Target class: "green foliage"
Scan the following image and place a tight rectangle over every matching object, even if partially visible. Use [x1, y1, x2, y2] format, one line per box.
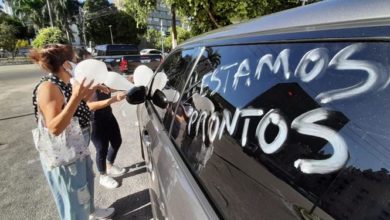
[16, 40, 30, 49]
[0, 12, 32, 39]
[145, 29, 163, 48]
[0, 22, 18, 57]
[83, 0, 140, 45]
[10, 0, 49, 30]
[32, 27, 68, 48]
[167, 0, 305, 35]
[122, 0, 157, 27]
[143, 27, 191, 51]
[51, 0, 81, 42]
[163, 26, 192, 50]
[123, 0, 309, 42]
[9, 0, 80, 40]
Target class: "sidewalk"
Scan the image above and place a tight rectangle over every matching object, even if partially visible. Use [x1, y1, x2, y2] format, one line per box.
[91, 101, 152, 220]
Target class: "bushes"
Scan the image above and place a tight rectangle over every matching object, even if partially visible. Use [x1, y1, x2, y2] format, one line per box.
[32, 27, 68, 48]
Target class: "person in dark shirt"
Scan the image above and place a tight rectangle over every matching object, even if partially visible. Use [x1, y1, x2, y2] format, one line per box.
[75, 48, 127, 189]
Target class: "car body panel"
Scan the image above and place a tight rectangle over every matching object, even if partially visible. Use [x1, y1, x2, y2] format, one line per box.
[138, 101, 219, 220]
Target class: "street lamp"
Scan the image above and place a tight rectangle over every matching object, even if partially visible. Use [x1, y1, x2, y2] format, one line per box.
[108, 25, 114, 44]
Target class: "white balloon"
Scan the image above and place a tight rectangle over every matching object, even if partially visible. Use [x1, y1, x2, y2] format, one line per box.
[133, 65, 154, 87]
[163, 89, 180, 103]
[74, 59, 107, 86]
[151, 71, 168, 94]
[104, 71, 134, 91]
[193, 93, 215, 113]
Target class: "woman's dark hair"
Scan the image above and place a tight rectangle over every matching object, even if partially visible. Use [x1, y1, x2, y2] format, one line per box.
[75, 47, 92, 63]
[29, 44, 74, 73]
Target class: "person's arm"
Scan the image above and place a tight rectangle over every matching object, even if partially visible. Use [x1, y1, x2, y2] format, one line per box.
[38, 78, 94, 136]
[86, 92, 126, 111]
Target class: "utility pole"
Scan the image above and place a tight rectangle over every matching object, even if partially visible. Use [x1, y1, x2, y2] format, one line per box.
[160, 19, 164, 54]
[109, 25, 114, 44]
[301, 0, 308, 6]
[46, 0, 53, 27]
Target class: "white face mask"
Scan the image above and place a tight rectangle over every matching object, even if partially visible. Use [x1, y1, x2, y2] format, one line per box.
[64, 61, 77, 77]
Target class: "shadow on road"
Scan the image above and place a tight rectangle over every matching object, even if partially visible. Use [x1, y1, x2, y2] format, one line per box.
[110, 188, 152, 220]
[116, 161, 147, 186]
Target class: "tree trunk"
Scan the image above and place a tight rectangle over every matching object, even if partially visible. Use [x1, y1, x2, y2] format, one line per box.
[205, 1, 221, 28]
[171, 3, 177, 49]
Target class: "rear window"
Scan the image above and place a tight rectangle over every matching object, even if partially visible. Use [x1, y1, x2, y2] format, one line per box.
[96, 45, 138, 56]
[169, 42, 390, 219]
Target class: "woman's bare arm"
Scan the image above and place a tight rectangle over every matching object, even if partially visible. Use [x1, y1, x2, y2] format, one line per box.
[86, 92, 126, 111]
[38, 79, 94, 135]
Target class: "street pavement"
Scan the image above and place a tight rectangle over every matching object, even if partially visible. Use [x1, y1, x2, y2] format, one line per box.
[0, 64, 152, 220]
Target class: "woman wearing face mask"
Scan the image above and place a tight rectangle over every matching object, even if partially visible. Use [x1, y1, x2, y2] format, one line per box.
[75, 48, 127, 189]
[30, 44, 115, 220]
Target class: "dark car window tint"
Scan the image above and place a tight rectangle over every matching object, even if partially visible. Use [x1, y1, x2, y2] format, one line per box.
[170, 42, 390, 219]
[150, 48, 197, 130]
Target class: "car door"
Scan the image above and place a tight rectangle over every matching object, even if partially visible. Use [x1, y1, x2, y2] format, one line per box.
[166, 41, 383, 219]
[137, 47, 218, 220]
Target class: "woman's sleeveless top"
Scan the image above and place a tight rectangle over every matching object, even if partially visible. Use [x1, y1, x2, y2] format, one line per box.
[32, 74, 91, 128]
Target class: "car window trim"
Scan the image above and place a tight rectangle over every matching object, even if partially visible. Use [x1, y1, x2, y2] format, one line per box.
[147, 47, 202, 124]
[167, 47, 206, 135]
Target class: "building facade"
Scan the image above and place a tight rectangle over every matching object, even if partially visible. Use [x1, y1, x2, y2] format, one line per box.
[147, 1, 181, 33]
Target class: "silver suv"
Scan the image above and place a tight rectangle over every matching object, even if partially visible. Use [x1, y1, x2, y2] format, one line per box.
[128, 1, 390, 219]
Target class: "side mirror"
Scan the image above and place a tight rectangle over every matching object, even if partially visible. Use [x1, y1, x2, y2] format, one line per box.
[152, 89, 168, 108]
[126, 86, 146, 104]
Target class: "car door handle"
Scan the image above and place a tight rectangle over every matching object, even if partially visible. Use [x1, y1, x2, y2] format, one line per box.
[142, 130, 151, 147]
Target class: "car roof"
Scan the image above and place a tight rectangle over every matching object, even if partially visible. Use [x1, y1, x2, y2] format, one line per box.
[181, 0, 390, 48]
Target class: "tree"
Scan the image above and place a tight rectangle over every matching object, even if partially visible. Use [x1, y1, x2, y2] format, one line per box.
[163, 26, 191, 50]
[165, 0, 311, 35]
[0, 22, 18, 58]
[32, 27, 68, 48]
[83, 0, 140, 45]
[10, 0, 81, 41]
[122, 0, 157, 28]
[11, 0, 49, 30]
[51, 0, 81, 42]
[16, 39, 30, 49]
[123, 0, 181, 49]
[144, 28, 162, 48]
[0, 11, 33, 39]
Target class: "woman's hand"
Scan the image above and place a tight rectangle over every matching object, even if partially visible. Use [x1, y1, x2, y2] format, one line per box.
[72, 78, 95, 101]
[113, 92, 127, 103]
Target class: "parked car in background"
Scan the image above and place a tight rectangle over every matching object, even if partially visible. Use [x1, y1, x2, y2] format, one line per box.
[17, 47, 31, 57]
[131, 0, 390, 219]
[95, 44, 139, 56]
[119, 54, 162, 74]
[94, 44, 162, 74]
[140, 49, 162, 55]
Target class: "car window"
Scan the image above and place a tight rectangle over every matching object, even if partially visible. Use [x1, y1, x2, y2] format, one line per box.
[149, 48, 198, 131]
[169, 42, 390, 219]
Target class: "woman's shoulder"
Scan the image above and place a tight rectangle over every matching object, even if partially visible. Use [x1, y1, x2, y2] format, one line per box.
[36, 81, 64, 101]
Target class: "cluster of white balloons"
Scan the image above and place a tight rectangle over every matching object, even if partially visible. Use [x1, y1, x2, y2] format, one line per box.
[73, 59, 156, 91]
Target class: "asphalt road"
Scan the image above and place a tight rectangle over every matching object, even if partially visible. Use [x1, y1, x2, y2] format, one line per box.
[0, 64, 151, 220]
